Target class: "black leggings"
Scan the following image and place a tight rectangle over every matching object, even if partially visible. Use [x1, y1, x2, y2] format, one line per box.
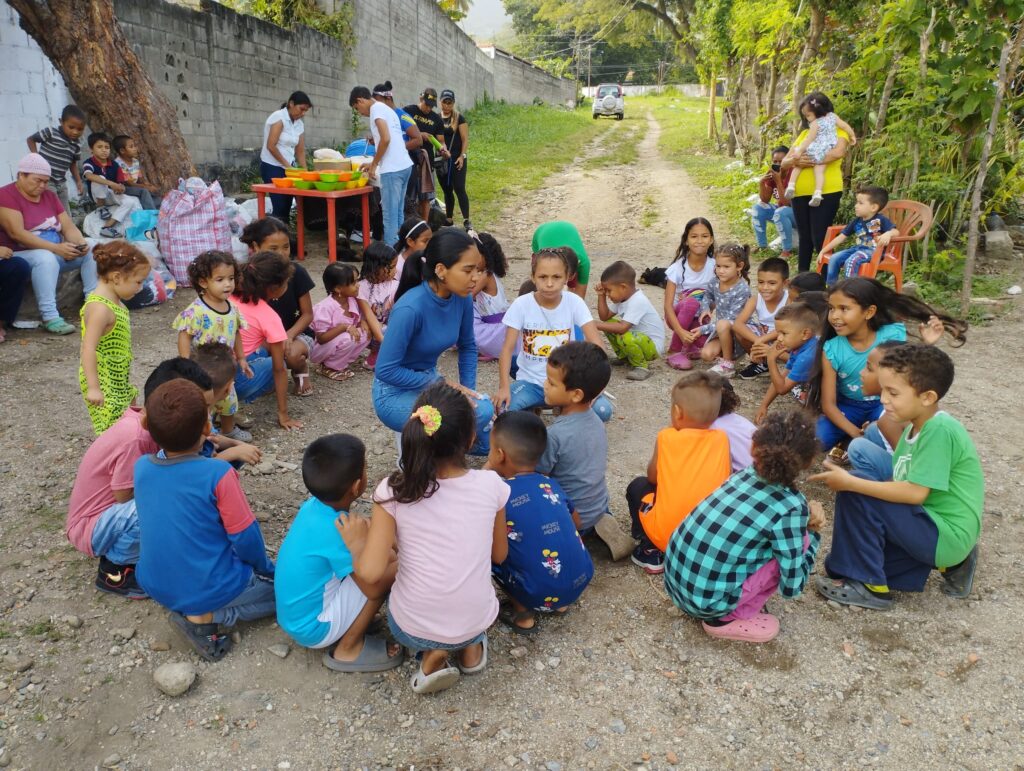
[438, 158, 469, 221]
[792, 191, 842, 272]
[626, 476, 657, 546]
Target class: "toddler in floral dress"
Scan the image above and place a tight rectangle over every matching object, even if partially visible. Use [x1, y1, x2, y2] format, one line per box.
[311, 263, 370, 381]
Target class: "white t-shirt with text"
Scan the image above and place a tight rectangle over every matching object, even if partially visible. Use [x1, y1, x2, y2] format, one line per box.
[608, 290, 666, 354]
[503, 291, 594, 385]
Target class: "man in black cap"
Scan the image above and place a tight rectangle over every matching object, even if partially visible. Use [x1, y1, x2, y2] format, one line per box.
[404, 88, 447, 221]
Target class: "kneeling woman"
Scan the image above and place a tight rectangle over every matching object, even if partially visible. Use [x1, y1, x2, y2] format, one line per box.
[372, 227, 494, 454]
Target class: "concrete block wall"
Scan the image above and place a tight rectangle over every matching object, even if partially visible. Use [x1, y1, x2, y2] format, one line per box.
[1, 0, 576, 190]
[0, 4, 81, 183]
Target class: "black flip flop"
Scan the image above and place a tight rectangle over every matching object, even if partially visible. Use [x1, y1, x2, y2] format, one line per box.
[168, 611, 233, 661]
[498, 602, 540, 636]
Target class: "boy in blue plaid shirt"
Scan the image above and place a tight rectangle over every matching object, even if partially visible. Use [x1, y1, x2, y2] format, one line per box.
[664, 410, 825, 643]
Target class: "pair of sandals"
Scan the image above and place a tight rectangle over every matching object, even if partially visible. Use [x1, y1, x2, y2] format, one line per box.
[322, 634, 404, 673]
[410, 636, 488, 695]
[316, 364, 354, 383]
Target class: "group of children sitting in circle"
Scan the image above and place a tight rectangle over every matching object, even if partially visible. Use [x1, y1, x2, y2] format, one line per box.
[65, 202, 984, 695]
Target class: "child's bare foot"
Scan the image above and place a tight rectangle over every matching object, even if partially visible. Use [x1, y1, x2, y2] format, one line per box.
[459, 641, 484, 669]
[331, 636, 401, 662]
[421, 648, 451, 676]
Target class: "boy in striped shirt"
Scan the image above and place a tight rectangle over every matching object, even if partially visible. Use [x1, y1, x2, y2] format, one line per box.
[27, 105, 86, 211]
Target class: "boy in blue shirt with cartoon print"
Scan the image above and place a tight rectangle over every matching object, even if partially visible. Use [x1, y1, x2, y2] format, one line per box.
[487, 410, 594, 635]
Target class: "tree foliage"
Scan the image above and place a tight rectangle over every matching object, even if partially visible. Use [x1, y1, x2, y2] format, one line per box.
[222, 0, 355, 61]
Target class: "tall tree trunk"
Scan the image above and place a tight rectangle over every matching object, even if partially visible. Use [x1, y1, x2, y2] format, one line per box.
[907, 8, 937, 188]
[766, 54, 780, 127]
[9, 0, 194, 191]
[873, 53, 903, 136]
[707, 70, 718, 141]
[961, 23, 1024, 314]
[790, 3, 826, 132]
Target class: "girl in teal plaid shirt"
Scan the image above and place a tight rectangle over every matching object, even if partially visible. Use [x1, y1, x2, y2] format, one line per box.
[663, 410, 825, 643]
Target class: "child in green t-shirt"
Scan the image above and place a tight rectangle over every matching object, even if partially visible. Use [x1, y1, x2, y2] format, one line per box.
[809, 344, 983, 610]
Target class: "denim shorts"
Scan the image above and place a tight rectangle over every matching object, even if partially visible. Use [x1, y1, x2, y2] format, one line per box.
[386, 607, 485, 652]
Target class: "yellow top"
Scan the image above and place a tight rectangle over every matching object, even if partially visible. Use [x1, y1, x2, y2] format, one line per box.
[791, 128, 849, 197]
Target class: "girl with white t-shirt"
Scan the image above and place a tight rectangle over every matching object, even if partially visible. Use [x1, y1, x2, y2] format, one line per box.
[496, 249, 613, 422]
[340, 382, 510, 695]
[348, 86, 414, 248]
[663, 217, 717, 370]
[260, 91, 311, 222]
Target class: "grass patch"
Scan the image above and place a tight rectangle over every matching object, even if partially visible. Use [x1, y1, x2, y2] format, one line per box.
[581, 115, 647, 170]
[905, 248, 1012, 324]
[25, 620, 60, 641]
[463, 101, 608, 228]
[641, 194, 658, 228]
[633, 92, 753, 238]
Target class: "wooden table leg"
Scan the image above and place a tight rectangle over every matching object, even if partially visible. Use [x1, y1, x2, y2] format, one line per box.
[256, 192, 266, 218]
[295, 196, 305, 260]
[360, 191, 371, 250]
[327, 197, 337, 263]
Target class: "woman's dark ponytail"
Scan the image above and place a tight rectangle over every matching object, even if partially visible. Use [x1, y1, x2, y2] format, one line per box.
[395, 226, 476, 302]
[283, 90, 312, 109]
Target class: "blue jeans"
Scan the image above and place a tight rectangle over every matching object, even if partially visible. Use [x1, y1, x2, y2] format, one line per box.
[123, 185, 158, 210]
[817, 397, 883, 450]
[380, 165, 413, 246]
[90, 500, 140, 565]
[260, 160, 292, 223]
[508, 380, 613, 423]
[848, 429, 893, 482]
[15, 247, 98, 322]
[386, 607, 485, 653]
[235, 350, 276, 403]
[211, 573, 276, 627]
[372, 371, 494, 455]
[750, 203, 795, 251]
[826, 246, 870, 285]
[825, 487, 938, 591]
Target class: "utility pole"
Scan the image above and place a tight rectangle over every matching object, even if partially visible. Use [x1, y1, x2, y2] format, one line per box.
[587, 44, 593, 91]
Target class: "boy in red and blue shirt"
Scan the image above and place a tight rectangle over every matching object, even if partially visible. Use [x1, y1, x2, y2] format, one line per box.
[135, 378, 275, 661]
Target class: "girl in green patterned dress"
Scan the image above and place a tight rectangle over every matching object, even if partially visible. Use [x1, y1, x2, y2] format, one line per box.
[79, 241, 151, 434]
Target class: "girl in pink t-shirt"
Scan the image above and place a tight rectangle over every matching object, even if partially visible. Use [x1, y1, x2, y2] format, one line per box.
[231, 252, 302, 431]
[339, 382, 510, 695]
[356, 241, 400, 370]
[310, 263, 370, 381]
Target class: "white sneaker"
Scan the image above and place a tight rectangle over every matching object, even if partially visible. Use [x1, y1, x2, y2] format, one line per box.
[809, 191, 823, 207]
[709, 359, 735, 377]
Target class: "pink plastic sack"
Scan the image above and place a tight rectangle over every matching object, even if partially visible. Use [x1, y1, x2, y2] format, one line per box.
[157, 177, 232, 286]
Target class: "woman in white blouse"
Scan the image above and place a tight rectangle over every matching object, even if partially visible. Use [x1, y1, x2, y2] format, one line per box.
[260, 91, 312, 222]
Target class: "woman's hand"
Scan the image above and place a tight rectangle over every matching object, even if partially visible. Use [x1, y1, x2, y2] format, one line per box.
[85, 386, 104, 406]
[455, 154, 465, 171]
[350, 325, 362, 342]
[53, 241, 83, 260]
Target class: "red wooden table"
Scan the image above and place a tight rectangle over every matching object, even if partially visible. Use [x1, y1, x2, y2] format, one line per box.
[252, 183, 372, 263]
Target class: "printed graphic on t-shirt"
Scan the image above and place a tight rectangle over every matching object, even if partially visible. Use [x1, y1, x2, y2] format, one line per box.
[541, 548, 562, 576]
[521, 327, 571, 360]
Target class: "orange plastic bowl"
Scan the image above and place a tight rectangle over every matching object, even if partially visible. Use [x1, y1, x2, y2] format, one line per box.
[271, 177, 295, 188]
[298, 171, 320, 181]
[337, 171, 353, 182]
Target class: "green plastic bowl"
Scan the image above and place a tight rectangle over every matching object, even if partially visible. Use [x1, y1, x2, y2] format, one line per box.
[313, 181, 336, 191]
[319, 173, 339, 183]
[293, 180, 315, 190]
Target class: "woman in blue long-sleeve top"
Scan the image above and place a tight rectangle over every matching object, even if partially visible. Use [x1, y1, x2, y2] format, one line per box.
[372, 227, 494, 454]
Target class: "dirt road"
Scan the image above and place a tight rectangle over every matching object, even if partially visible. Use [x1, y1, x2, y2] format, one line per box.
[1, 113, 1022, 770]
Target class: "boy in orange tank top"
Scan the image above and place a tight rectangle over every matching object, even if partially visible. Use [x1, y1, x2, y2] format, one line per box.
[627, 372, 733, 573]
